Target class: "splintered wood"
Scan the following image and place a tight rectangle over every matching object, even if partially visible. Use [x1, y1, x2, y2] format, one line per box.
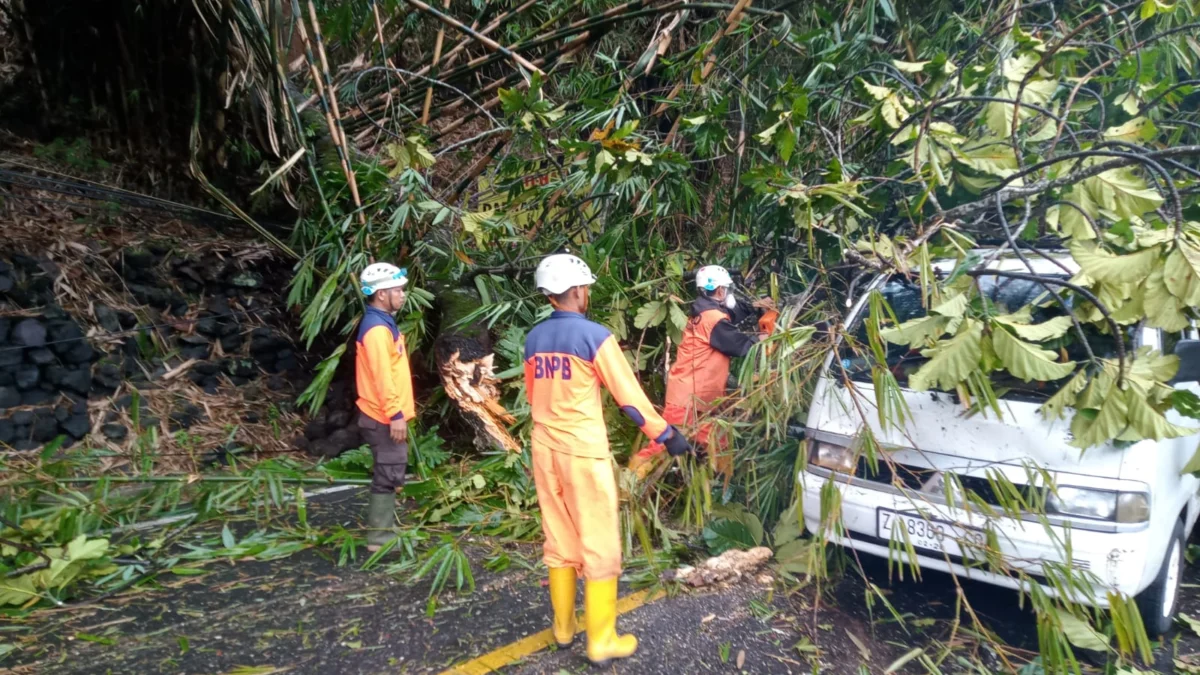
[438, 349, 521, 453]
[662, 547, 773, 588]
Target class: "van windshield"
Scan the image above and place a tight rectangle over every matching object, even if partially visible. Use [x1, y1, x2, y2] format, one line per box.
[837, 275, 1132, 402]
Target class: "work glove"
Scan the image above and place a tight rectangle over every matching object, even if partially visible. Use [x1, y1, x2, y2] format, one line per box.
[663, 428, 693, 457]
[758, 309, 779, 335]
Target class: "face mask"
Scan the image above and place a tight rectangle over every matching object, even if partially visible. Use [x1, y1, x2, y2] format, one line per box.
[724, 293, 737, 310]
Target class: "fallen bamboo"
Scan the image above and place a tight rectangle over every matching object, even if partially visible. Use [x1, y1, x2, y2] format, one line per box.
[307, 0, 367, 225]
[401, 0, 545, 75]
[651, 0, 753, 119]
[290, 0, 364, 227]
[421, 0, 453, 124]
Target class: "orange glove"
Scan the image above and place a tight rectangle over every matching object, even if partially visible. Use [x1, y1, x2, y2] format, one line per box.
[758, 309, 779, 335]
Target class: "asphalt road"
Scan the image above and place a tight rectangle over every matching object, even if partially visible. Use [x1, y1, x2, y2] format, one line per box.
[5, 488, 1200, 674]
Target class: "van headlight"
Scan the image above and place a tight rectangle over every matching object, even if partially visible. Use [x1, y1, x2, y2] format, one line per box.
[1046, 487, 1149, 523]
[809, 440, 855, 474]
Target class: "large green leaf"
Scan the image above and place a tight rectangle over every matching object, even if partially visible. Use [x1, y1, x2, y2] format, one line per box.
[1144, 265, 1191, 332]
[1041, 370, 1089, 420]
[1164, 242, 1200, 306]
[1058, 184, 1099, 240]
[880, 315, 950, 346]
[1126, 388, 1196, 440]
[955, 136, 1018, 177]
[702, 519, 758, 555]
[633, 301, 667, 329]
[1089, 167, 1165, 220]
[992, 326, 1076, 381]
[1069, 241, 1160, 285]
[909, 321, 984, 391]
[994, 313, 1073, 342]
[1071, 385, 1131, 448]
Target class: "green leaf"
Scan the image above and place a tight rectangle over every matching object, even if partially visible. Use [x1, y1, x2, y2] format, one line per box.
[1173, 390, 1200, 420]
[956, 137, 1018, 177]
[1164, 242, 1200, 305]
[1145, 264, 1192, 332]
[1103, 117, 1157, 144]
[1071, 384, 1131, 448]
[1069, 241, 1160, 285]
[994, 314, 1073, 341]
[892, 60, 929, 73]
[1056, 609, 1109, 652]
[65, 535, 109, 562]
[1059, 183, 1099, 240]
[633, 301, 667, 329]
[470, 474, 486, 490]
[931, 292, 969, 317]
[774, 539, 812, 576]
[221, 525, 236, 550]
[992, 327, 1076, 381]
[1126, 389, 1196, 440]
[880, 315, 949, 346]
[1090, 168, 1165, 220]
[908, 321, 984, 391]
[702, 519, 757, 555]
[1041, 370, 1089, 420]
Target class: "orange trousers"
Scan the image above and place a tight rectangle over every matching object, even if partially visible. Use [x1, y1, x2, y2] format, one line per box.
[532, 442, 622, 581]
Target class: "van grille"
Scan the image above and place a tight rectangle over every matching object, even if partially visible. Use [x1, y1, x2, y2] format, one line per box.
[852, 457, 1042, 510]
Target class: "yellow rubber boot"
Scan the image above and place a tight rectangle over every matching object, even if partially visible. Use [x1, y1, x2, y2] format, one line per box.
[585, 578, 638, 665]
[548, 567, 578, 646]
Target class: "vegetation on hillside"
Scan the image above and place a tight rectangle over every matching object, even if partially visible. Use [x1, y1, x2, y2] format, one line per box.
[4, 0, 1200, 670]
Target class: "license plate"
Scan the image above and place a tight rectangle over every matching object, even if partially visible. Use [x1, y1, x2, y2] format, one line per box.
[876, 509, 986, 559]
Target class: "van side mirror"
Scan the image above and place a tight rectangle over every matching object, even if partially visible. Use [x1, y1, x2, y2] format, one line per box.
[1173, 340, 1200, 384]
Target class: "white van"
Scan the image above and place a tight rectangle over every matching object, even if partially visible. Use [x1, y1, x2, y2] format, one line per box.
[799, 252, 1200, 636]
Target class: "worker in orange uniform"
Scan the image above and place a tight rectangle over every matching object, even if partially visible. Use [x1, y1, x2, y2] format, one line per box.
[355, 263, 416, 552]
[524, 253, 694, 665]
[629, 265, 778, 478]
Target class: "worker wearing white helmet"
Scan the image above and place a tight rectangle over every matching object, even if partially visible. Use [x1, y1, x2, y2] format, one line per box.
[524, 252, 694, 665]
[355, 262, 415, 551]
[629, 264, 778, 478]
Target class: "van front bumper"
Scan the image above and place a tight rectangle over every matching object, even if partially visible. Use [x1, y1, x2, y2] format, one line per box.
[799, 468, 1155, 604]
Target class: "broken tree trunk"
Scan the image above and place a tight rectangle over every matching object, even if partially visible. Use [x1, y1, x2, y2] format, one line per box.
[432, 285, 521, 453]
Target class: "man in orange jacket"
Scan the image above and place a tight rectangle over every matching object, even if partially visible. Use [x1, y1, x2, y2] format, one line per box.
[355, 263, 416, 552]
[629, 265, 777, 478]
[524, 253, 694, 665]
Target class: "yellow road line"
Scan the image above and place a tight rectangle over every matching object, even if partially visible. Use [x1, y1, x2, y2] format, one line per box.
[438, 589, 665, 675]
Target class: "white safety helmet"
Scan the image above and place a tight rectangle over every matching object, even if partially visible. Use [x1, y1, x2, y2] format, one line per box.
[360, 263, 408, 296]
[535, 254, 597, 295]
[695, 265, 733, 292]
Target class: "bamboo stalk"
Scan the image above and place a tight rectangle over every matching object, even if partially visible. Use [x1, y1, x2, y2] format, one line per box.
[307, 1, 367, 225]
[651, 0, 753, 119]
[369, 0, 395, 68]
[290, 5, 353, 180]
[401, 0, 545, 75]
[421, 0, 453, 125]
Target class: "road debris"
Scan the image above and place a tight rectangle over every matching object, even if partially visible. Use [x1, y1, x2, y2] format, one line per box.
[662, 546, 772, 587]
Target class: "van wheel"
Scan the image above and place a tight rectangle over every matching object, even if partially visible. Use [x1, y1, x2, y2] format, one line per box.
[1136, 518, 1184, 638]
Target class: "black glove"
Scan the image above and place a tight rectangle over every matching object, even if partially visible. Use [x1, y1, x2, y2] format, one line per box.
[663, 428, 693, 457]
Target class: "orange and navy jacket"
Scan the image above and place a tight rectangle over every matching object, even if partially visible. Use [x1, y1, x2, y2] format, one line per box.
[664, 297, 758, 413]
[355, 305, 416, 424]
[524, 310, 673, 458]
